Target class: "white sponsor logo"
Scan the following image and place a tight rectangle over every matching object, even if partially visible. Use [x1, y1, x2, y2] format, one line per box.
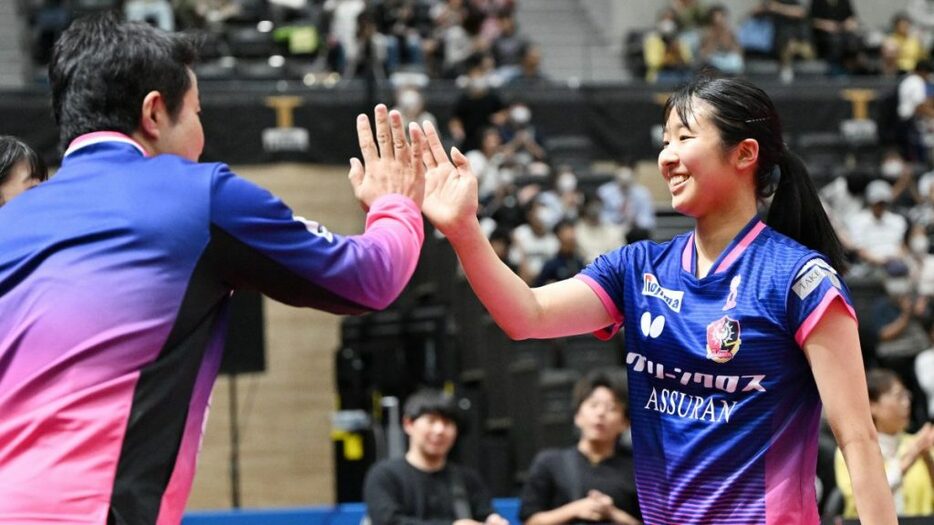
[642, 273, 684, 312]
[640, 312, 666, 338]
[792, 259, 840, 299]
[643, 387, 738, 424]
[295, 216, 335, 243]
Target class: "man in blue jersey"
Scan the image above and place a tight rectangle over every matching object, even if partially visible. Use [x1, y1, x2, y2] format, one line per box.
[0, 14, 426, 525]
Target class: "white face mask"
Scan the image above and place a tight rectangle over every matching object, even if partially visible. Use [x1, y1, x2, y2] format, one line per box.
[881, 160, 904, 179]
[510, 106, 531, 125]
[397, 90, 422, 113]
[911, 235, 930, 255]
[658, 19, 677, 36]
[557, 173, 577, 193]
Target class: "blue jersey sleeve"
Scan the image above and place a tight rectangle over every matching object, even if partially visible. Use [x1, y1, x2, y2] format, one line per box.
[578, 246, 631, 340]
[786, 257, 856, 346]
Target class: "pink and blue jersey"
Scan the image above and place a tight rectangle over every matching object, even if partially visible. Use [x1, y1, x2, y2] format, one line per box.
[0, 134, 423, 524]
[577, 217, 854, 525]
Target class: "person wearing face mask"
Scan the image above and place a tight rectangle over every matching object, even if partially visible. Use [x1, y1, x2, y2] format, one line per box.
[537, 166, 584, 229]
[499, 102, 547, 167]
[519, 369, 641, 525]
[0, 136, 48, 207]
[394, 86, 437, 139]
[643, 7, 693, 84]
[596, 164, 656, 242]
[835, 369, 934, 518]
[449, 53, 507, 153]
[534, 220, 586, 287]
[511, 199, 560, 284]
[895, 59, 934, 164]
[849, 179, 909, 270]
[575, 195, 626, 264]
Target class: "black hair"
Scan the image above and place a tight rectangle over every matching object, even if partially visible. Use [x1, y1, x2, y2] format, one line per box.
[0, 136, 48, 187]
[572, 368, 629, 418]
[866, 368, 901, 403]
[49, 13, 198, 151]
[403, 389, 461, 427]
[664, 75, 847, 271]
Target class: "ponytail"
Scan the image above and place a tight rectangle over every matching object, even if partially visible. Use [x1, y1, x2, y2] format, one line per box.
[766, 149, 848, 272]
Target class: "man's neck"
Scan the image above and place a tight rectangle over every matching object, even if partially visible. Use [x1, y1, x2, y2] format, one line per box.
[405, 450, 446, 472]
[577, 438, 616, 464]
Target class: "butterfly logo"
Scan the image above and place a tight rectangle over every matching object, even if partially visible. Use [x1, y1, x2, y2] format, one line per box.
[640, 312, 665, 339]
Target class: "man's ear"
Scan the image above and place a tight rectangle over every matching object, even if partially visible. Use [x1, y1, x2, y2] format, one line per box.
[139, 90, 164, 141]
[734, 138, 760, 172]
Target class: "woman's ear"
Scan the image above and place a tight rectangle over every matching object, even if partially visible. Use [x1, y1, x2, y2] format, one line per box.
[734, 138, 760, 172]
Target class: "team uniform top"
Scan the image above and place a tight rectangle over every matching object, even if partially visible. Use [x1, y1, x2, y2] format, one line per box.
[0, 133, 423, 525]
[577, 217, 854, 525]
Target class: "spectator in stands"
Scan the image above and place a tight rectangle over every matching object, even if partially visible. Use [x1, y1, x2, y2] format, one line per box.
[868, 261, 930, 373]
[0, 136, 48, 207]
[537, 165, 583, 228]
[808, 0, 861, 75]
[916, 349, 934, 420]
[490, 11, 528, 83]
[597, 163, 655, 242]
[754, 0, 815, 83]
[466, 127, 508, 203]
[499, 102, 548, 168]
[375, 0, 425, 70]
[489, 226, 519, 274]
[363, 389, 510, 525]
[325, 0, 366, 73]
[508, 44, 550, 86]
[835, 369, 934, 518]
[345, 11, 393, 79]
[849, 179, 909, 271]
[895, 59, 934, 164]
[882, 13, 926, 77]
[125, 0, 175, 32]
[643, 7, 694, 84]
[511, 200, 560, 284]
[394, 86, 437, 138]
[575, 194, 625, 264]
[30, 0, 71, 66]
[878, 149, 921, 212]
[670, 0, 709, 53]
[698, 4, 744, 75]
[907, 0, 934, 52]
[519, 369, 641, 525]
[449, 53, 507, 153]
[534, 220, 585, 286]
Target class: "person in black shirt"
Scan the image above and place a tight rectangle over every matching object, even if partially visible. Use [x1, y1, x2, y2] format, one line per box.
[519, 369, 641, 525]
[364, 389, 509, 525]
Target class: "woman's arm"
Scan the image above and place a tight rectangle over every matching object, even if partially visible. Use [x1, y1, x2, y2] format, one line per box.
[415, 122, 614, 340]
[803, 300, 898, 524]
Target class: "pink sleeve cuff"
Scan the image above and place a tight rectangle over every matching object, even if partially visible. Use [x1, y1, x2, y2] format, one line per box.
[359, 194, 424, 309]
[795, 288, 857, 347]
[575, 274, 624, 341]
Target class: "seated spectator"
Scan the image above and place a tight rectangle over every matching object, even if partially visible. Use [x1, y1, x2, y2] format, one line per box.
[698, 4, 743, 75]
[363, 389, 510, 525]
[0, 136, 48, 207]
[808, 0, 861, 75]
[511, 200, 560, 284]
[449, 53, 507, 153]
[895, 59, 934, 165]
[869, 265, 929, 370]
[670, 0, 709, 53]
[597, 164, 656, 241]
[490, 11, 528, 82]
[499, 102, 548, 168]
[536, 165, 583, 227]
[835, 369, 934, 518]
[467, 127, 508, 203]
[508, 43, 550, 86]
[908, 0, 934, 51]
[848, 179, 908, 270]
[754, 0, 814, 82]
[534, 220, 585, 286]
[878, 149, 921, 211]
[346, 11, 393, 79]
[375, 0, 425, 70]
[393, 86, 437, 139]
[489, 226, 519, 274]
[575, 194, 625, 264]
[882, 12, 927, 77]
[643, 7, 694, 84]
[519, 369, 641, 525]
[916, 349, 934, 420]
[125, 0, 175, 32]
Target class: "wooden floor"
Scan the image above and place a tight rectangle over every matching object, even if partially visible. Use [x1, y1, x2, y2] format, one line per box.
[187, 163, 363, 509]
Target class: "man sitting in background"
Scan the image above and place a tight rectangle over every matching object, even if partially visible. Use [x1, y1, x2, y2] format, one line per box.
[364, 389, 509, 525]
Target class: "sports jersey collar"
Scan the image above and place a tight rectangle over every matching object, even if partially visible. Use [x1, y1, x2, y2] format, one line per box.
[681, 216, 766, 276]
[64, 132, 149, 158]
